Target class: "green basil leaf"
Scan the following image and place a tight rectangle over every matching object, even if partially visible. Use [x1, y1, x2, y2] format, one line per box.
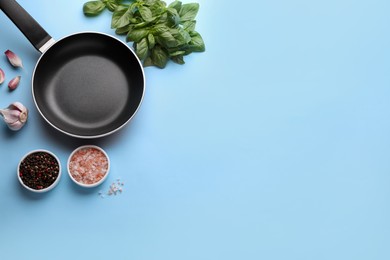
[168, 1, 182, 13]
[182, 20, 196, 32]
[167, 7, 179, 16]
[115, 24, 133, 35]
[159, 31, 178, 48]
[170, 27, 191, 45]
[150, 1, 167, 16]
[127, 28, 149, 43]
[136, 38, 149, 60]
[133, 16, 158, 29]
[179, 3, 199, 22]
[83, 1, 106, 16]
[139, 6, 154, 22]
[143, 56, 154, 67]
[151, 45, 169, 68]
[144, 0, 158, 6]
[148, 34, 155, 49]
[104, 0, 120, 12]
[130, 17, 141, 24]
[187, 31, 205, 52]
[152, 24, 169, 35]
[133, 21, 150, 29]
[128, 2, 138, 14]
[111, 5, 131, 28]
[169, 50, 185, 57]
[167, 8, 181, 27]
[156, 12, 168, 24]
[171, 55, 185, 65]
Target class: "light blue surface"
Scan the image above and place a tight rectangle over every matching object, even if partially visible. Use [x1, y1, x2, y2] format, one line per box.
[1, 0, 390, 259]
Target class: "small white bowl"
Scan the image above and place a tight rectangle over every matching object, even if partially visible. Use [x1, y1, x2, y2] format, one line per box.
[67, 145, 110, 188]
[17, 149, 62, 193]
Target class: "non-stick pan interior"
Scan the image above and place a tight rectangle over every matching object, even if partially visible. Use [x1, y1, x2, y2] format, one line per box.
[33, 33, 144, 138]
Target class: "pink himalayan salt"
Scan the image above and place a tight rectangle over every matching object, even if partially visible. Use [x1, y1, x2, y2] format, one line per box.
[69, 147, 108, 185]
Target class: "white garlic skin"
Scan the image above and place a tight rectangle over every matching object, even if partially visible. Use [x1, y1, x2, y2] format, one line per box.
[4, 50, 23, 68]
[0, 102, 28, 131]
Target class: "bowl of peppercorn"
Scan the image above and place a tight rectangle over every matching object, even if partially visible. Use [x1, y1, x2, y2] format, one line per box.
[17, 150, 61, 193]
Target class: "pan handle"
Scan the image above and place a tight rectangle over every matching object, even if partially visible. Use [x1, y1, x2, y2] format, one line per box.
[0, 0, 55, 53]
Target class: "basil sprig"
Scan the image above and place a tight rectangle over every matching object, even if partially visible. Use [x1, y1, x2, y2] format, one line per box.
[83, 0, 205, 68]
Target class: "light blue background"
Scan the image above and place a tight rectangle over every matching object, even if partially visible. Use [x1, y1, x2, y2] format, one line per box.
[1, 0, 390, 259]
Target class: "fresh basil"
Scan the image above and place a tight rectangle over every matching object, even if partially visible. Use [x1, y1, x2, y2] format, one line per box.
[150, 1, 166, 16]
[148, 34, 156, 49]
[167, 7, 181, 27]
[138, 6, 154, 22]
[126, 28, 149, 43]
[158, 31, 178, 48]
[135, 38, 149, 60]
[182, 20, 196, 32]
[104, 0, 121, 12]
[168, 0, 182, 13]
[171, 55, 184, 65]
[83, 1, 106, 16]
[83, 0, 205, 68]
[170, 50, 186, 57]
[150, 45, 169, 68]
[115, 24, 134, 35]
[187, 31, 205, 52]
[111, 5, 131, 29]
[179, 3, 199, 22]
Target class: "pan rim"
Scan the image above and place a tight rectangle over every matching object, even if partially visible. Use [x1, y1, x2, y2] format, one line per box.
[31, 31, 145, 139]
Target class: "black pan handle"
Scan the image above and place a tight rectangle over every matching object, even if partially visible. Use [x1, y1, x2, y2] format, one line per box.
[0, 0, 54, 53]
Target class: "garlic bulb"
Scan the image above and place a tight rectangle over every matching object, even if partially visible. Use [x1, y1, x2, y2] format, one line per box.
[0, 102, 28, 131]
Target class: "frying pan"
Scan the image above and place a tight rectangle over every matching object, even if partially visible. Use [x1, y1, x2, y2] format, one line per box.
[0, 0, 145, 138]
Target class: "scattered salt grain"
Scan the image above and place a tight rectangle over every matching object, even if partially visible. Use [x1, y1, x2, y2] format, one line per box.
[99, 178, 124, 198]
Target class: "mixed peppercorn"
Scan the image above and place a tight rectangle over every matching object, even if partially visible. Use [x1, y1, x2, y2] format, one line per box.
[19, 152, 59, 190]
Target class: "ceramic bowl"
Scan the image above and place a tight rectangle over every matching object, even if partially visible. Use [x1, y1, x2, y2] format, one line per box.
[67, 145, 110, 188]
[17, 149, 62, 193]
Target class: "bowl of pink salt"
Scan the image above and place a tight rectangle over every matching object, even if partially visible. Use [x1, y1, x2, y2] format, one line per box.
[67, 145, 110, 188]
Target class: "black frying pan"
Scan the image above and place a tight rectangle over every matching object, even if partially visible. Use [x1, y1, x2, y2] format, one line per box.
[0, 0, 145, 138]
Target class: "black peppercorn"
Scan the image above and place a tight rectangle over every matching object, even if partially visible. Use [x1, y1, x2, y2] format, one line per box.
[19, 152, 60, 190]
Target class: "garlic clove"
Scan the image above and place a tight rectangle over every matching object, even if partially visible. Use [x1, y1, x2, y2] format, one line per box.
[7, 119, 25, 131]
[11, 102, 28, 123]
[1, 109, 20, 124]
[4, 50, 23, 68]
[8, 76, 21, 90]
[0, 68, 4, 84]
[0, 102, 28, 131]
